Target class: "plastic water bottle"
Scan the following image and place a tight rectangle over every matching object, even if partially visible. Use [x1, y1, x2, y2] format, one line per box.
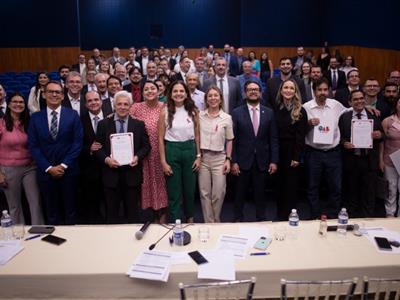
[1, 210, 13, 240]
[173, 219, 184, 246]
[288, 209, 299, 239]
[319, 214, 328, 238]
[337, 208, 348, 236]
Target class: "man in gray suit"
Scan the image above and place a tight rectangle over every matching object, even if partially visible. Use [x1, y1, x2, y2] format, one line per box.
[202, 57, 242, 114]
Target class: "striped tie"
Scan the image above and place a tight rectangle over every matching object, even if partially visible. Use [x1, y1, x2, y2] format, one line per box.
[50, 110, 58, 140]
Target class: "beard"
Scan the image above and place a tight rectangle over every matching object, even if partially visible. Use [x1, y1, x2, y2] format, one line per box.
[316, 94, 327, 103]
[246, 97, 260, 104]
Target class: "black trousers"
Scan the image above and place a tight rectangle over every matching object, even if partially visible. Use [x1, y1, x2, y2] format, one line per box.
[234, 161, 267, 221]
[343, 155, 377, 218]
[104, 169, 140, 224]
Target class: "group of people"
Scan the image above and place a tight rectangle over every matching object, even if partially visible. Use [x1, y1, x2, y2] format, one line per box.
[0, 44, 399, 226]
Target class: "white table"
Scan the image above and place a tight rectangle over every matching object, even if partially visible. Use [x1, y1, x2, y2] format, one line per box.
[0, 219, 399, 299]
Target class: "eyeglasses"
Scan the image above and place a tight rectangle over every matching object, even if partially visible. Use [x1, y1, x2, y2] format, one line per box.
[246, 88, 260, 92]
[46, 90, 63, 95]
[365, 85, 379, 88]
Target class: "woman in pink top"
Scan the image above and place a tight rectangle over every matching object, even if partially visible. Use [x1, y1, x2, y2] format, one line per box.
[380, 97, 400, 217]
[0, 92, 43, 224]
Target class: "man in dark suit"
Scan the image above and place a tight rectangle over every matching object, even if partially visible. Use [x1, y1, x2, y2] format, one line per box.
[194, 56, 209, 88]
[291, 46, 311, 76]
[264, 57, 307, 109]
[82, 70, 98, 96]
[102, 75, 123, 113]
[94, 90, 150, 224]
[335, 69, 362, 108]
[202, 57, 242, 114]
[364, 78, 390, 121]
[170, 57, 191, 84]
[62, 71, 87, 116]
[324, 57, 346, 93]
[71, 53, 86, 76]
[136, 47, 152, 76]
[108, 47, 126, 67]
[231, 81, 279, 221]
[162, 48, 176, 70]
[78, 91, 112, 223]
[339, 90, 384, 217]
[28, 81, 83, 225]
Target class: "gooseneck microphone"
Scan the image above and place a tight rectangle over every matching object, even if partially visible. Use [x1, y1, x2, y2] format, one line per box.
[149, 225, 175, 250]
[135, 221, 152, 240]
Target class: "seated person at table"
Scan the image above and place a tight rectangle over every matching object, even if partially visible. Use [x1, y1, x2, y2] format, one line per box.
[94, 91, 150, 224]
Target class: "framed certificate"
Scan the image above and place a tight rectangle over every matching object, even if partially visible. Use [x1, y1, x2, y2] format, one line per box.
[351, 119, 373, 148]
[110, 133, 134, 165]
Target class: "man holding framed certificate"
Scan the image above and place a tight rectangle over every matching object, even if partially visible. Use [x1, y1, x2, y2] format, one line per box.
[339, 90, 384, 218]
[94, 91, 150, 224]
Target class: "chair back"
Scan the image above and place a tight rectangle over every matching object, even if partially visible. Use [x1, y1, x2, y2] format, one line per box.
[280, 277, 358, 300]
[362, 276, 400, 300]
[179, 277, 256, 300]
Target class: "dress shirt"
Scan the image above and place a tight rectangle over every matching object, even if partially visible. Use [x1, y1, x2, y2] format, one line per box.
[247, 103, 260, 127]
[0, 101, 6, 115]
[68, 94, 81, 115]
[216, 75, 229, 112]
[79, 63, 86, 75]
[199, 110, 234, 152]
[46, 106, 61, 131]
[89, 111, 104, 132]
[113, 114, 128, 133]
[352, 109, 367, 120]
[191, 89, 205, 111]
[180, 71, 187, 83]
[141, 56, 149, 75]
[87, 83, 97, 92]
[303, 98, 347, 150]
[109, 96, 114, 110]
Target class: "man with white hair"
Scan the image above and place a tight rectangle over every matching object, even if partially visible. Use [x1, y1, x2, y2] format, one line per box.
[94, 90, 150, 224]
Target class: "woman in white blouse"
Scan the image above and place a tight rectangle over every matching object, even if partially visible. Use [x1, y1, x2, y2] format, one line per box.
[27, 72, 49, 114]
[158, 80, 201, 223]
[198, 86, 233, 222]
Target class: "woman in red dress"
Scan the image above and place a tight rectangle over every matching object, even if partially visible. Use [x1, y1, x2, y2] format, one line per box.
[130, 81, 168, 223]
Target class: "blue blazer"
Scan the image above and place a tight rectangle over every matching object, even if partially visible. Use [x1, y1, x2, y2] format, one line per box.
[28, 106, 83, 179]
[231, 104, 279, 171]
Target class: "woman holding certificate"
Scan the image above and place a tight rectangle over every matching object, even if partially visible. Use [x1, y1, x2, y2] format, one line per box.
[274, 79, 308, 220]
[381, 97, 400, 217]
[130, 81, 168, 223]
[158, 81, 201, 223]
[94, 91, 150, 224]
[198, 86, 234, 223]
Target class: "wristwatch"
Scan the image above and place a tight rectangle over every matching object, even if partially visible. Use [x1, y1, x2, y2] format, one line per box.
[225, 156, 232, 161]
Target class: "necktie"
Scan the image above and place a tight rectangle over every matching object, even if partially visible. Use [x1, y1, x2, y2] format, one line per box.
[332, 70, 337, 90]
[356, 112, 367, 156]
[50, 110, 58, 140]
[251, 107, 259, 136]
[118, 119, 125, 133]
[219, 79, 224, 110]
[93, 116, 99, 133]
[0, 106, 4, 118]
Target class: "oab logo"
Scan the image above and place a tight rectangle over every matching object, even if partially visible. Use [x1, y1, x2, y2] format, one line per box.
[318, 125, 330, 133]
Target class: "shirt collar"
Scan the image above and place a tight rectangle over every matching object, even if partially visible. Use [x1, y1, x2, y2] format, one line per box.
[68, 93, 80, 102]
[89, 110, 103, 120]
[47, 105, 62, 115]
[216, 74, 227, 81]
[309, 99, 332, 109]
[352, 109, 367, 117]
[114, 114, 128, 122]
[247, 103, 260, 111]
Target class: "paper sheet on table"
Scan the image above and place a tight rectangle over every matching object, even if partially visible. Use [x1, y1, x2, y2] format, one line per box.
[0, 240, 24, 265]
[365, 228, 400, 254]
[389, 149, 400, 175]
[215, 234, 249, 259]
[239, 226, 270, 247]
[171, 251, 191, 265]
[127, 250, 171, 282]
[198, 250, 235, 281]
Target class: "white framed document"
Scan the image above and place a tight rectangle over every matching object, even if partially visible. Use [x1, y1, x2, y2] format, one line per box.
[351, 119, 373, 148]
[313, 118, 334, 145]
[110, 133, 134, 166]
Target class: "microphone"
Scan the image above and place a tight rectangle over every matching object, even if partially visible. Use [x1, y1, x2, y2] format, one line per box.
[135, 221, 152, 240]
[149, 225, 175, 250]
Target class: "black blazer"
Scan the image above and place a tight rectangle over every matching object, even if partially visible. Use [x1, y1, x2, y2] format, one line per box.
[231, 104, 279, 171]
[323, 69, 346, 90]
[62, 95, 88, 116]
[101, 98, 114, 116]
[94, 115, 150, 188]
[339, 110, 384, 170]
[335, 87, 351, 108]
[264, 76, 307, 109]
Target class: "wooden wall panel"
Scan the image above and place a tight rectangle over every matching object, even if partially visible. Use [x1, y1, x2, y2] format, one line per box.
[0, 46, 399, 86]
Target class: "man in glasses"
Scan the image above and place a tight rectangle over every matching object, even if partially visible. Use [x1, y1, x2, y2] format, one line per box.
[28, 81, 83, 225]
[231, 81, 279, 222]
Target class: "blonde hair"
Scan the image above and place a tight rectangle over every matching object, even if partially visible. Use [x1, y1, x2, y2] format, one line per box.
[275, 79, 303, 123]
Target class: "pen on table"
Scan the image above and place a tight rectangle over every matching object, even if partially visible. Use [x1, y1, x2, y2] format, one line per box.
[25, 234, 42, 241]
[250, 252, 270, 256]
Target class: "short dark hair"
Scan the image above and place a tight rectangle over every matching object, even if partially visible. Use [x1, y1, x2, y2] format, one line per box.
[84, 90, 102, 102]
[349, 89, 364, 102]
[384, 82, 398, 90]
[128, 66, 142, 76]
[312, 77, 329, 91]
[279, 56, 292, 64]
[107, 75, 122, 86]
[58, 64, 70, 73]
[346, 69, 359, 79]
[44, 80, 63, 91]
[244, 80, 262, 92]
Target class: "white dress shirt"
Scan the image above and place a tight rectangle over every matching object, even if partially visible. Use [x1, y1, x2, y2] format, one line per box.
[68, 94, 81, 116]
[216, 75, 229, 112]
[46, 106, 62, 130]
[191, 89, 205, 111]
[89, 111, 104, 132]
[141, 56, 149, 75]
